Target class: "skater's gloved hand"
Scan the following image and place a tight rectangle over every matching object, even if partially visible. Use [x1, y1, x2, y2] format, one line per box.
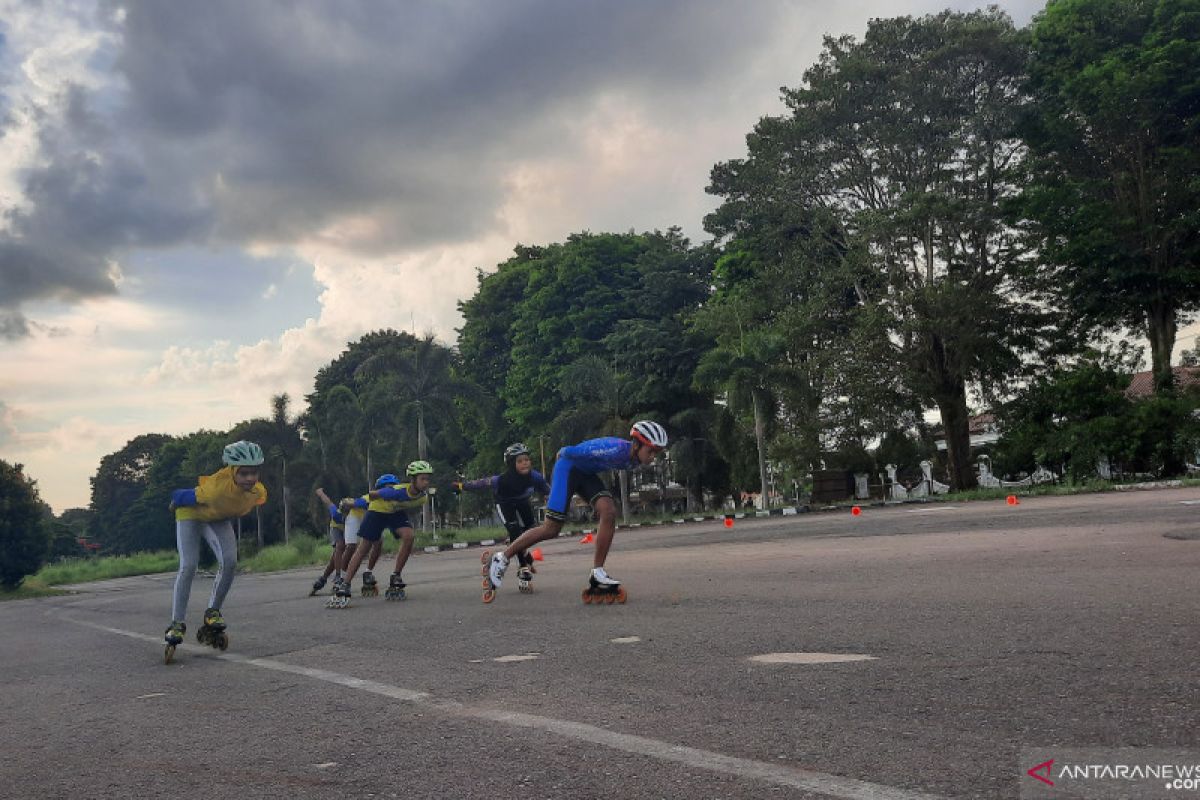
[452, 481, 463, 494]
[353, 497, 369, 509]
[170, 488, 197, 508]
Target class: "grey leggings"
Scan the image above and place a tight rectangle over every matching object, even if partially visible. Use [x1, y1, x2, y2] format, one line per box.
[172, 519, 238, 623]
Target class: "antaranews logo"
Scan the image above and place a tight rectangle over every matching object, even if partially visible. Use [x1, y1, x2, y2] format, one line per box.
[1021, 748, 1200, 799]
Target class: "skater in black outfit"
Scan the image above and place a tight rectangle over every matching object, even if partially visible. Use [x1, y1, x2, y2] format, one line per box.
[457, 443, 550, 597]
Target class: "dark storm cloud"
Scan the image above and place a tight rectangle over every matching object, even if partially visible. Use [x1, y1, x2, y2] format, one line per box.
[1, 0, 783, 328]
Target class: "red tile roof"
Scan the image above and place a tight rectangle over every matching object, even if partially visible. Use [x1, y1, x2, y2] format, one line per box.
[1123, 366, 1200, 398]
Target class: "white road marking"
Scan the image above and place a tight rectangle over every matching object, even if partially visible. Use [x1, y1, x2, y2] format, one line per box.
[750, 653, 878, 665]
[493, 653, 539, 662]
[59, 614, 942, 800]
[1178, 500, 1200, 505]
[903, 507, 955, 514]
[135, 692, 166, 699]
[312, 762, 337, 769]
[610, 636, 641, 644]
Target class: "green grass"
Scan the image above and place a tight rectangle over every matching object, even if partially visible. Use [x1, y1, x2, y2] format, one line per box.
[33, 550, 182, 586]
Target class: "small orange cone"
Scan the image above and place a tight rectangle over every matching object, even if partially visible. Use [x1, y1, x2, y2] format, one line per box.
[723, 516, 734, 528]
[1006, 495, 1019, 506]
[579, 532, 594, 544]
[851, 506, 862, 516]
[531, 548, 544, 562]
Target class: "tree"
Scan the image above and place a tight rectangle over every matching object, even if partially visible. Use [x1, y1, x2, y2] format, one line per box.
[1021, 0, 1200, 395]
[89, 433, 174, 553]
[0, 461, 50, 589]
[706, 9, 1048, 490]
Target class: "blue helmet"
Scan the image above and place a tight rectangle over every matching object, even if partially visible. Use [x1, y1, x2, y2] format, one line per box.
[375, 473, 398, 488]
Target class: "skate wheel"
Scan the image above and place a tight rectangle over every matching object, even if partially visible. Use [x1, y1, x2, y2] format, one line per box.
[603, 592, 616, 605]
[482, 577, 492, 589]
[195, 629, 204, 643]
[482, 588, 496, 604]
[582, 589, 593, 604]
[480, 550, 491, 575]
[164, 644, 176, 665]
[615, 587, 627, 604]
[217, 633, 229, 651]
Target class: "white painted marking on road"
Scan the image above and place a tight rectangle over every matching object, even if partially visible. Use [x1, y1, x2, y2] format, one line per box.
[58, 614, 941, 800]
[493, 653, 540, 662]
[135, 692, 166, 699]
[750, 653, 878, 665]
[1178, 500, 1200, 505]
[902, 507, 955, 514]
[610, 636, 641, 644]
[312, 762, 337, 769]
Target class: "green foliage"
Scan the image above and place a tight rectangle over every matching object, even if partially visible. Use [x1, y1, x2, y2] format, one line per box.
[0, 461, 50, 589]
[34, 550, 181, 586]
[706, 9, 1047, 491]
[996, 355, 1200, 478]
[1021, 0, 1200, 392]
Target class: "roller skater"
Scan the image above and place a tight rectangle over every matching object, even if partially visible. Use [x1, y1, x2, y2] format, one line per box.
[340, 462, 432, 601]
[311, 488, 359, 595]
[163, 440, 266, 662]
[487, 422, 668, 605]
[361, 570, 379, 597]
[196, 607, 230, 650]
[163, 621, 186, 665]
[456, 443, 550, 602]
[384, 572, 407, 601]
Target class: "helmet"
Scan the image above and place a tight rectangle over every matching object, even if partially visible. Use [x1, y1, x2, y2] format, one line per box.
[222, 440, 265, 467]
[503, 442, 531, 468]
[406, 460, 434, 477]
[630, 420, 668, 449]
[375, 473, 398, 488]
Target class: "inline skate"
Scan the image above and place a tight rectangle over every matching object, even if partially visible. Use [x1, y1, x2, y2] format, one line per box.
[163, 621, 186, 664]
[384, 572, 407, 601]
[517, 565, 534, 593]
[361, 570, 379, 597]
[481, 551, 508, 603]
[581, 567, 627, 605]
[326, 578, 351, 609]
[196, 607, 230, 650]
[309, 574, 327, 596]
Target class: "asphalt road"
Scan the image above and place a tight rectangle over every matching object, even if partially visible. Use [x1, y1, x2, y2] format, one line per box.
[2, 487, 1198, 799]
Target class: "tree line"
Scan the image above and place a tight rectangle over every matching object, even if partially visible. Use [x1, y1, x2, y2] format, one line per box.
[5, 1, 1199, 581]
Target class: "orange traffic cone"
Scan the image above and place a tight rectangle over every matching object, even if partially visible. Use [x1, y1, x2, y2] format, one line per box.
[579, 532, 594, 544]
[1006, 495, 1019, 506]
[851, 506, 862, 516]
[723, 516, 734, 528]
[531, 548, 544, 562]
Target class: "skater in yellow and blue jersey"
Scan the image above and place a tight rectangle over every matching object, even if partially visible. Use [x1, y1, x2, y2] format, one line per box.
[311, 488, 354, 595]
[329, 461, 432, 606]
[485, 422, 668, 604]
[164, 440, 267, 661]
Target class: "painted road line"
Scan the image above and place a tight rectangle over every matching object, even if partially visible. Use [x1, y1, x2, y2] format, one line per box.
[59, 613, 944, 800]
[903, 507, 956, 513]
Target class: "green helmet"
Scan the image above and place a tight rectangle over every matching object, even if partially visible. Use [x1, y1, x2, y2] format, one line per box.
[222, 440, 265, 467]
[406, 460, 433, 477]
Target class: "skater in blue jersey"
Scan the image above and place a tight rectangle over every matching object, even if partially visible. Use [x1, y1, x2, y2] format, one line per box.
[484, 421, 667, 603]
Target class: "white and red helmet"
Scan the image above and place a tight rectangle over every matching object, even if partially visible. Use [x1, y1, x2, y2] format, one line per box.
[630, 420, 668, 449]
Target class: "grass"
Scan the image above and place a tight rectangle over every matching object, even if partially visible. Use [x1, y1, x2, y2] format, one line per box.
[0, 580, 72, 601]
[33, 550, 182, 586]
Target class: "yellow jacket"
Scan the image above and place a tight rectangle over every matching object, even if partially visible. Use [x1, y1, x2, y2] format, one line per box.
[175, 466, 268, 522]
[367, 482, 428, 514]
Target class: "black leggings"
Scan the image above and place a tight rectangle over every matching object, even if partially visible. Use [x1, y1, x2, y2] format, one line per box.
[497, 499, 535, 568]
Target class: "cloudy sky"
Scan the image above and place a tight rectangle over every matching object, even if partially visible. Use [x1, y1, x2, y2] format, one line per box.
[3, 0, 1156, 513]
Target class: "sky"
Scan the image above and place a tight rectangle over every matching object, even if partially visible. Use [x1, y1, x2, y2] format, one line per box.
[3, 0, 1171, 514]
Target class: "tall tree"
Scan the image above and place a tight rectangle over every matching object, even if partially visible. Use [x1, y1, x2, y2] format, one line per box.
[0, 461, 49, 589]
[1021, 0, 1200, 394]
[89, 433, 174, 553]
[707, 9, 1047, 490]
